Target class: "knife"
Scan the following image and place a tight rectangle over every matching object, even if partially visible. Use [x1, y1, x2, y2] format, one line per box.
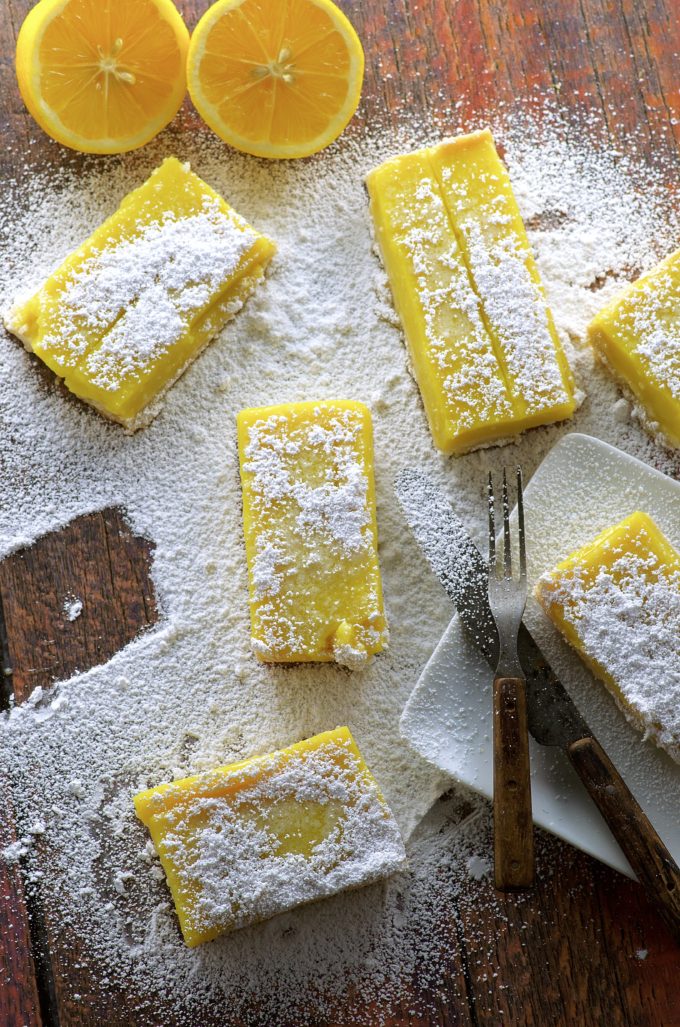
[395, 467, 680, 937]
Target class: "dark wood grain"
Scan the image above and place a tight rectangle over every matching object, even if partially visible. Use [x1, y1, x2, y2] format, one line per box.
[0, 509, 157, 1027]
[493, 677, 534, 891]
[569, 736, 680, 942]
[0, 509, 158, 703]
[0, 775, 42, 1027]
[1, 0, 680, 1024]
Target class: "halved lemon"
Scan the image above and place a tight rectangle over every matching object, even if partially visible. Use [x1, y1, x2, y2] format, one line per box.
[16, 0, 190, 154]
[187, 0, 365, 159]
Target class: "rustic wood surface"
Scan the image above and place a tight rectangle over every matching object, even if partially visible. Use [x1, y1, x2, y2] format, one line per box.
[1, 0, 680, 1025]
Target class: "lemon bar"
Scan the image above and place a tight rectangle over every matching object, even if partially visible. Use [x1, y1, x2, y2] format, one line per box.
[237, 400, 388, 666]
[133, 727, 407, 945]
[535, 512, 680, 763]
[588, 247, 680, 449]
[5, 157, 275, 430]
[366, 129, 576, 454]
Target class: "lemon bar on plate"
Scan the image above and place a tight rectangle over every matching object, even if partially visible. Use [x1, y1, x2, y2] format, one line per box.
[588, 246, 680, 449]
[366, 129, 576, 454]
[535, 511, 680, 764]
[237, 400, 388, 666]
[5, 157, 275, 430]
[133, 727, 406, 945]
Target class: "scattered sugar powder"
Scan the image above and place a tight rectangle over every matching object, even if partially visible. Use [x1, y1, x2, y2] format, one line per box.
[0, 100, 679, 1021]
[63, 594, 83, 621]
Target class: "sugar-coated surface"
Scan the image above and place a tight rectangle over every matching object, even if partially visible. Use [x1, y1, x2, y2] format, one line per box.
[366, 151, 512, 450]
[1, 103, 679, 1021]
[366, 130, 575, 453]
[537, 515, 680, 763]
[239, 401, 387, 665]
[435, 134, 572, 416]
[5, 158, 273, 425]
[588, 246, 680, 448]
[135, 729, 406, 944]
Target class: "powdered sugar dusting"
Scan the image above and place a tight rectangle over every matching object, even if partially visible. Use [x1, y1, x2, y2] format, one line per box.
[537, 522, 680, 762]
[138, 731, 406, 940]
[0, 101, 678, 1020]
[439, 160, 570, 413]
[240, 402, 387, 665]
[627, 259, 680, 399]
[63, 595, 83, 621]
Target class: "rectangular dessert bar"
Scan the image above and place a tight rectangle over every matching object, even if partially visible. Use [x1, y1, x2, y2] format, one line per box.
[5, 157, 275, 430]
[133, 727, 407, 946]
[237, 400, 388, 667]
[535, 511, 680, 764]
[366, 129, 576, 454]
[588, 246, 680, 449]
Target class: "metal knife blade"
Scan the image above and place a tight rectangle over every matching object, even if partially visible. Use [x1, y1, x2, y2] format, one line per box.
[395, 468, 591, 749]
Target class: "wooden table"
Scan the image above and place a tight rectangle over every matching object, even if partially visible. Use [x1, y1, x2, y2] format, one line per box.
[1, 1, 679, 1024]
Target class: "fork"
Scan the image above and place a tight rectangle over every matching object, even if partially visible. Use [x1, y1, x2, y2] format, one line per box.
[487, 467, 534, 891]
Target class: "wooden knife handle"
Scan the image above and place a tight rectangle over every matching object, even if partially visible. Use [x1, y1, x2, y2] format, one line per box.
[568, 736, 680, 939]
[493, 676, 534, 891]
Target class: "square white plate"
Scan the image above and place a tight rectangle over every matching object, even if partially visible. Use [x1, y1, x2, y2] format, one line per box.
[400, 433, 680, 878]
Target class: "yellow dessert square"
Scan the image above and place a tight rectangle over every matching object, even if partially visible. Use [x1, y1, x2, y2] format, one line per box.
[237, 400, 388, 666]
[588, 246, 680, 449]
[535, 511, 680, 763]
[366, 129, 576, 455]
[133, 727, 407, 946]
[5, 157, 275, 430]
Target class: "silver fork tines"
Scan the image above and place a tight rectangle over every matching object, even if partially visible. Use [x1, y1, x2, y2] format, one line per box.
[487, 467, 527, 678]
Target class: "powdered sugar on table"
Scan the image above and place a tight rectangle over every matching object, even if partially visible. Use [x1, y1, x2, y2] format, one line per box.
[0, 103, 679, 1021]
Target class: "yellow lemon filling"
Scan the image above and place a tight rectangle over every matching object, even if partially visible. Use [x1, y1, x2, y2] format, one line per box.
[535, 511, 680, 764]
[237, 400, 388, 665]
[5, 157, 275, 429]
[133, 727, 407, 945]
[366, 129, 576, 455]
[588, 245, 680, 449]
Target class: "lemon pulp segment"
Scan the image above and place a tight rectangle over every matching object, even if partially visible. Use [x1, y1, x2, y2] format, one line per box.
[187, 0, 364, 159]
[366, 129, 577, 455]
[588, 246, 680, 449]
[133, 727, 407, 945]
[237, 400, 388, 665]
[16, 0, 190, 154]
[5, 157, 276, 429]
[535, 511, 680, 764]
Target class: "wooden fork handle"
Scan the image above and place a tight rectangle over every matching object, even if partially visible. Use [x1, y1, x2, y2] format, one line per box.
[493, 675, 534, 891]
[568, 736, 680, 939]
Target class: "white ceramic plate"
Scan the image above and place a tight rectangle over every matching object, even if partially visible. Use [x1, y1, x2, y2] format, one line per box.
[400, 433, 680, 878]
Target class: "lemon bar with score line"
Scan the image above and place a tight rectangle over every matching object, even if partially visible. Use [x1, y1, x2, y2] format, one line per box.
[4, 157, 275, 430]
[366, 129, 576, 454]
[535, 511, 680, 764]
[133, 727, 407, 945]
[588, 246, 680, 449]
[237, 400, 388, 666]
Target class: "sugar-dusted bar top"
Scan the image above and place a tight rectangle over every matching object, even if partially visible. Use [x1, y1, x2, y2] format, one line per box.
[588, 245, 680, 450]
[237, 399, 388, 667]
[5, 157, 275, 430]
[366, 129, 576, 455]
[535, 511, 680, 764]
[133, 727, 407, 945]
